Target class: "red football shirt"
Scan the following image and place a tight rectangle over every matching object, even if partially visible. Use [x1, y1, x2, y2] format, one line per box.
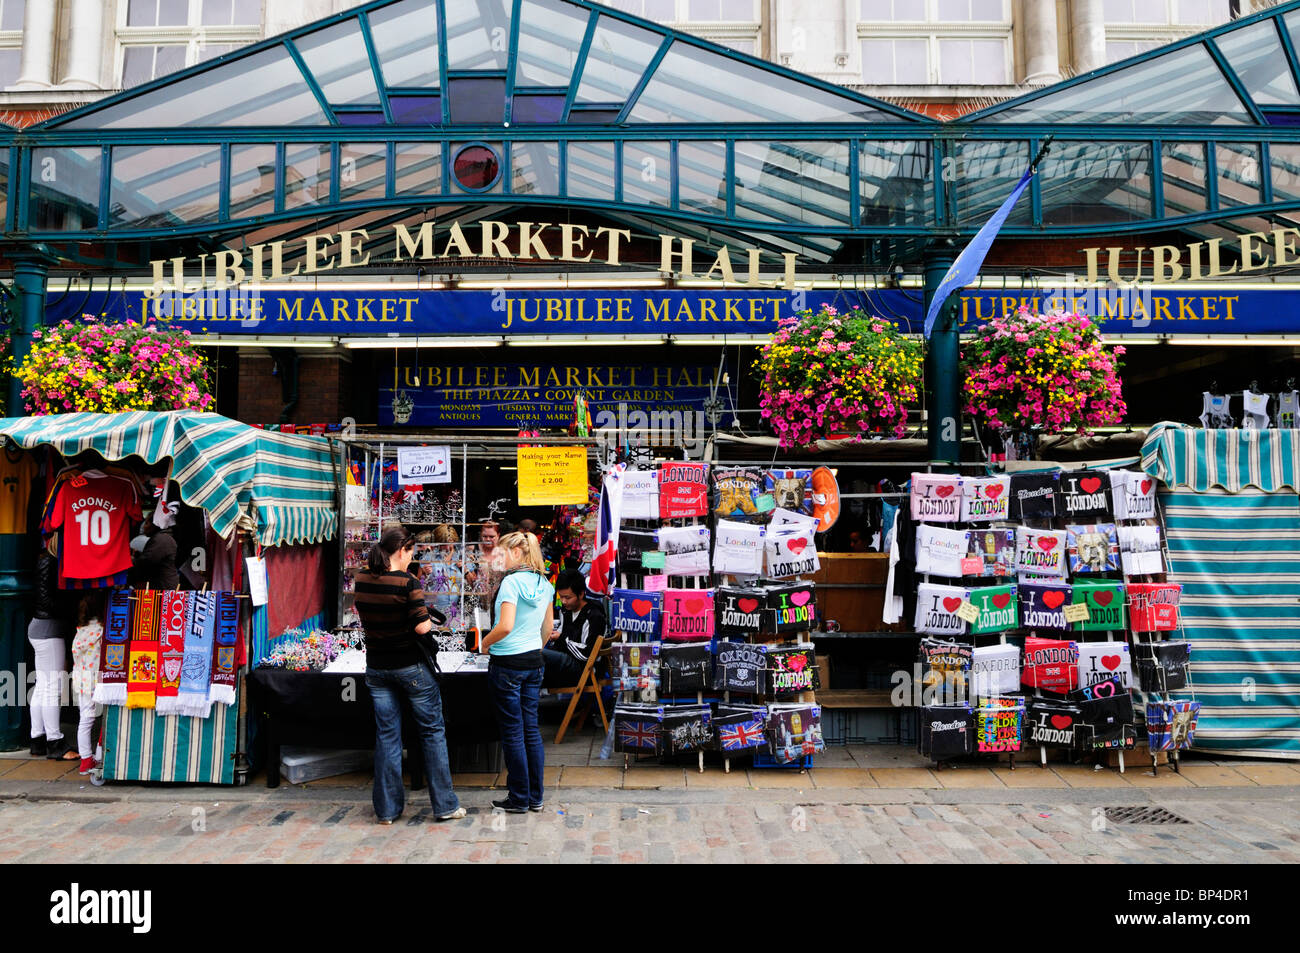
[48, 474, 142, 579]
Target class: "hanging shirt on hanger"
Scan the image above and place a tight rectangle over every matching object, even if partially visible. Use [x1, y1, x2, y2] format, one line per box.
[1199, 392, 1232, 429]
[46, 472, 143, 580]
[0, 446, 38, 534]
[1242, 390, 1271, 430]
[1277, 391, 1299, 429]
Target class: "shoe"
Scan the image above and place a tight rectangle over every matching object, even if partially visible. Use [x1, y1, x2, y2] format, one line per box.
[78, 758, 95, 776]
[29, 736, 46, 758]
[45, 738, 72, 760]
[436, 807, 467, 821]
[528, 803, 545, 813]
[491, 798, 528, 814]
[377, 818, 397, 826]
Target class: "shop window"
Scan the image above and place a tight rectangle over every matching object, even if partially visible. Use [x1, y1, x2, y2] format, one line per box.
[1103, 0, 1235, 65]
[201, 0, 260, 26]
[116, 0, 261, 90]
[858, 1, 1009, 86]
[937, 38, 1008, 85]
[122, 44, 187, 87]
[861, 38, 928, 84]
[127, 0, 188, 27]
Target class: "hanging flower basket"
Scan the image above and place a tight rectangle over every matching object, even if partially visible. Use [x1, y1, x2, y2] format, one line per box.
[756, 305, 923, 448]
[10, 316, 216, 415]
[961, 308, 1126, 437]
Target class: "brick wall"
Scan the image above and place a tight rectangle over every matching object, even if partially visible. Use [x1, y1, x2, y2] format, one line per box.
[236, 352, 349, 427]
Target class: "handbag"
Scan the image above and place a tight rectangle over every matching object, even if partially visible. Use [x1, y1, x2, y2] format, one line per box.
[413, 629, 443, 680]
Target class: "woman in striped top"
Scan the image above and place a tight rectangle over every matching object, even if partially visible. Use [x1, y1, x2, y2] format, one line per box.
[354, 527, 465, 824]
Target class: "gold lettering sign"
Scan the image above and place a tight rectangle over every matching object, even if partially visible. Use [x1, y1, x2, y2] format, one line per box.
[1082, 227, 1300, 283]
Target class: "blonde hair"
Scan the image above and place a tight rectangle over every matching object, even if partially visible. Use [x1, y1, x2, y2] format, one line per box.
[498, 531, 545, 573]
[433, 523, 459, 545]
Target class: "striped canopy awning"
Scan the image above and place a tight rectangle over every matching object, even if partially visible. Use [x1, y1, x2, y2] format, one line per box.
[0, 411, 337, 547]
[1142, 422, 1300, 493]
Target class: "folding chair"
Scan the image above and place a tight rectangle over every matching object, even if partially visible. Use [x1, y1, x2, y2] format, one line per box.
[553, 634, 614, 744]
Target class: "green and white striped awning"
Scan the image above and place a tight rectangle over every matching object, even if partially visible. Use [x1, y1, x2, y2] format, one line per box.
[1142, 421, 1300, 493]
[0, 411, 337, 547]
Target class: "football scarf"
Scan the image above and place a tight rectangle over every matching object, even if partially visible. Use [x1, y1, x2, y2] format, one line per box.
[661, 704, 713, 754]
[960, 475, 1010, 522]
[1128, 583, 1181, 632]
[1071, 677, 1135, 750]
[765, 469, 813, 516]
[915, 524, 971, 577]
[1021, 636, 1079, 695]
[1066, 523, 1119, 575]
[1058, 469, 1114, 520]
[764, 644, 819, 695]
[616, 528, 657, 575]
[714, 704, 769, 752]
[1026, 696, 1082, 748]
[1015, 526, 1067, 578]
[610, 588, 662, 636]
[712, 520, 765, 576]
[1019, 581, 1072, 631]
[661, 588, 715, 641]
[968, 584, 1017, 634]
[1071, 580, 1127, 631]
[1117, 525, 1163, 575]
[712, 640, 765, 693]
[971, 643, 1020, 696]
[1076, 640, 1132, 691]
[966, 528, 1016, 578]
[658, 462, 709, 518]
[766, 703, 823, 762]
[156, 591, 188, 704]
[764, 523, 819, 578]
[1110, 469, 1156, 520]
[1134, 640, 1192, 692]
[915, 583, 971, 636]
[919, 637, 973, 702]
[715, 586, 765, 635]
[919, 704, 973, 760]
[132, 590, 161, 642]
[1009, 472, 1059, 520]
[209, 592, 239, 707]
[126, 641, 160, 710]
[659, 643, 712, 694]
[711, 466, 765, 522]
[174, 592, 217, 718]
[613, 703, 664, 754]
[621, 469, 660, 520]
[767, 582, 817, 633]
[609, 641, 660, 691]
[976, 696, 1024, 753]
[93, 590, 132, 705]
[1145, 700, 1201, 752]
[910, 472, 961, 522]
[658, 524, 711, 577]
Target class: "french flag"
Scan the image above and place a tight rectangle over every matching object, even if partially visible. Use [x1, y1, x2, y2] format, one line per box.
[587, 464, 625, 596]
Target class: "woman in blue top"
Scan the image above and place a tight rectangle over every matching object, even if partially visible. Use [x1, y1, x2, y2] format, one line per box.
[481, 531, 555, 813]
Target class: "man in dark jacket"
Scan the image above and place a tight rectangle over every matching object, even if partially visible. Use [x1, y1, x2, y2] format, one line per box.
[131, 511, 180, 591]
[542, 570, 606, 688]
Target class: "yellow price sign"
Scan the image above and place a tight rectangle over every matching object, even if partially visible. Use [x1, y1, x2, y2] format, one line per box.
[517, 447, 590, 505]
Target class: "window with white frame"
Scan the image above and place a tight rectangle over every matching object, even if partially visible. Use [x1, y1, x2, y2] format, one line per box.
[117, 0, 261, 89]
[858, 0, 1010, 85]
[0, 0, 22, 87]
[1103, 1, 1235, 64]
[607, 0, 760, 55]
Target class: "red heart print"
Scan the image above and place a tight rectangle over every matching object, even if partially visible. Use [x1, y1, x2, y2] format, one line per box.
[1037, 536, 1057, 553]
[985, 484, 1004, 500]
[1050, 715, 1073, 731]
[942, 597, 962, 613]
[684, 597, 704, 616]
[786, 537, 808, 555]
[934, 485, 955, 498]
[631, 599, 652, 617]
[788, 655, 807, 672]
[1080, 476, 1102, 494]
[992, 593, 1011, 610]
[1140, 479, 1152, 495]
[1042, 591, 1066, 610]
[791, 590, 811, 607]
[1101, 654, 1121, 671]
[737, 598, 759, 614]
[1092, 590, 1114, 607]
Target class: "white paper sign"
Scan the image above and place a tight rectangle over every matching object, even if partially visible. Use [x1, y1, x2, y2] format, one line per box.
[397, 445, 452, 483]
[245, 555, 269, 607]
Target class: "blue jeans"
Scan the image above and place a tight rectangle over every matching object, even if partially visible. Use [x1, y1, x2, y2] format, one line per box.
[488, 662, 545, 808]
[366, 664, 460, 821]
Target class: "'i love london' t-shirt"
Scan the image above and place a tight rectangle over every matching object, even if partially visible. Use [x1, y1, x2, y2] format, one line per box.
[1109, 469, 1156, 520]
[1018, 581, 1072, 631]
[968, 584, 1018, 634]
[960, 475, 1010, 522]
[1015, 526, 1067, 579]
[915, 583, 971, 636]
[910, 473, 962, 522]
[1058, 470, 1114, 520]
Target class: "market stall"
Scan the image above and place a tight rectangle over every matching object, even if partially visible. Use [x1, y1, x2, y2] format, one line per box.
[1140, 423, 1300, 761]
[0, 411, 338, 785]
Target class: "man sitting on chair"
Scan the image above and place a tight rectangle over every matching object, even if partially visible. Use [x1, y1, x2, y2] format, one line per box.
[543, 570, 607, 688]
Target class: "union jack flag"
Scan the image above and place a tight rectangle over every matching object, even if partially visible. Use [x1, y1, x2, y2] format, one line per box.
[717, 717, 766, 751]
[617, 720, 661, 752]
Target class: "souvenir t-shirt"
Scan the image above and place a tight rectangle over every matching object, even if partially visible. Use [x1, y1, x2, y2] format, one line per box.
[47, 473, 143, 579]
[711, 467, 765, 522]
[661, 704, 713, 754]
[765, 469, 813, 516]
[661, 588, 715, 641]
[658, 524, 711, 577]
[616, 528, 657, 575]
[715, 586, 764, 636]
[1070, 676, 1134, 750]
[659, 646, 712, 694]
[609, 643, 660, 692]
[976, 697, 1024, 753]
[971, 643, 1020, 696]
[621, 470, 660, 520]
[1066, 523, 1119, 575]
[765, 524, 819, 578]
[657, 462, 709, 518]
[767, 704, 824, 762]
[1026, 696, 1082, 748]
[714, 704, 769, 752]
[910, 473, 962, 522]
[610, 588, 661, 637]
[0, 449, 38, 534]
[1009, 472, 1059, 520]
[766, 582, 817, 633]
[1019, 581, 1072, 631]
[1128, 583, 1181, 632]
[966, 527, 1016, 578]
[1278, 390, 1299, 429]
[1117, 525, 1162, 575]
[1076, 640, 1132, 691]
[960, 475, 1011, 522]
[1071, 580, 1127, 631]
[919, 637, 973, 700]
[1146, 700, 1201, 752]
[1058, 470, 1114, 520]
[1134, 640, 1192, 692]
[1109, 469, 1156, 520]
[915, 583, 971, 636]
[1015, 526, 1067, 579]
[712, 640, 766, 693]
[915, 524, 971, 577]
[1021, 636, 1079, 695]
[764, 644, 819, 694]
[968, 584, 1018, 634]
[920, 705, 974, 760]
[712, 520, 765, 576]
[613, 703, 664, 753]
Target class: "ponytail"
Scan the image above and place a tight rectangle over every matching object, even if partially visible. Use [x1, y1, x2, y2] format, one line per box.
[498, 531, 545, 574]
[368, 526, 413, 574]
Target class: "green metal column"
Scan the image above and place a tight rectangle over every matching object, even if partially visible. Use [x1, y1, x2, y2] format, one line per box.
[923, 242, 961, 466]
[0, 252, 50, 750]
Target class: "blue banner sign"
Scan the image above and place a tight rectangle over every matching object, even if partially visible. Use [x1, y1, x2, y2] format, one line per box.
[46, 285, 1295, 336]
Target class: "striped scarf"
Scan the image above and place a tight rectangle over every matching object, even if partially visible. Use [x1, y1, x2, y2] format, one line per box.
[93, 591, 132, 705]
[208, 592, 239, 708]
[126, 591, 163, 709]
[153, 591, 189, 714]
[172, 592, 217, 718]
